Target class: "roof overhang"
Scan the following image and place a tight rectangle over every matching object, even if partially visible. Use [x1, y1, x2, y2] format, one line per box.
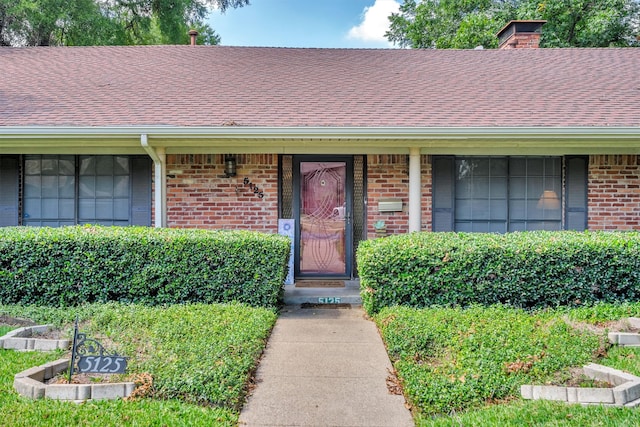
[1, 126, 639, 156]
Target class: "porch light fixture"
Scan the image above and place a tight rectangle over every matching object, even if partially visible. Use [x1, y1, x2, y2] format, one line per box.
[537, 190, 560, 210]
[224, 155, 237, 178]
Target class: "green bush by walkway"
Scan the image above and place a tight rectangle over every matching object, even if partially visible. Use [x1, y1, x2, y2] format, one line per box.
[358, 231, 640, 314]
[0, 226, 290, 308]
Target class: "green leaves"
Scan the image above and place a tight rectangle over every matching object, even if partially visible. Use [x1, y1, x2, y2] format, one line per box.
[357, 231, 640, 314]
[77, 303, 277, 408]
[375, 305, 601, 416]
[0, 226, 290, 308]
[0, 0, 249, 46]
[385, 0, 640, 49]
[0, 302, 274, 424]
[386, 0, 515, 48]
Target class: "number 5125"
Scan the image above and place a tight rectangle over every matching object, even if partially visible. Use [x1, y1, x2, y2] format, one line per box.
[77, 356, 127, 374]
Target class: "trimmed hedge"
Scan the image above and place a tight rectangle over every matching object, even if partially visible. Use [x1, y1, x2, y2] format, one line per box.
[0, 226, 290, 308]
[357, 231, 640, 314]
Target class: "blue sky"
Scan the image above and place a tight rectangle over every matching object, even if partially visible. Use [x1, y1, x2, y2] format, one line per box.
[208, 0, 401, 48]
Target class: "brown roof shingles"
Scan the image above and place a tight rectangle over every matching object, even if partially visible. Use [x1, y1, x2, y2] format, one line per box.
[0, 45, 638, 128]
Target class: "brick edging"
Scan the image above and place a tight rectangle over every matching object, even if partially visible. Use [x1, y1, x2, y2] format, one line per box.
[521, 363, 640, 407]
[0, 325, 70, 351]
[13, 358, 135, 401]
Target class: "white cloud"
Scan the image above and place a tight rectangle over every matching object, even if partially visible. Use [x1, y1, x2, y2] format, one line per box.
[347, 0, 400, 43]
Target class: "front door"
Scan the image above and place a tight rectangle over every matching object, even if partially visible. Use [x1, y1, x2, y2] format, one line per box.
[294, 156, 353, 278]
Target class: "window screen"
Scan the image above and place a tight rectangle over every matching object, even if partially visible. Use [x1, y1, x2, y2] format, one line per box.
[508, 157, 562, 231]
[22, 155, 151, 227]
[455, 157, 508, 233]
[446, 156, 562, 232]
[23, 155, 76, 227]
[79, 156, 131, 226]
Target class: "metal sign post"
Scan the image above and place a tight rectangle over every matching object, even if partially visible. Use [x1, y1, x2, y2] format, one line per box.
[68, 315, 128, 383]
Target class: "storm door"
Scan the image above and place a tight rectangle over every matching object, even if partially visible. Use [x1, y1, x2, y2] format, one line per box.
[293, 157, 353, 278]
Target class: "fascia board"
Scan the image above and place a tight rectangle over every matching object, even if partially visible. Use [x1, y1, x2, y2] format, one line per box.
[1, 126, 639, 139]
[1, 126, 639, 155]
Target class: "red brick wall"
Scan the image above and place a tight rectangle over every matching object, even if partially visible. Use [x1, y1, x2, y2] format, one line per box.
[588, 155, 640, 230]
[163, 153, 432, 235]
[165, 154, 279, 232]
[161, 153, 640, 233]
[500, 33, 541, 49]
[366, 154, 432, 237]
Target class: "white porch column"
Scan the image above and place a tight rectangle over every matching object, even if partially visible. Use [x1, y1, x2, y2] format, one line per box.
[141, 134, 167, 227]
[408, 147, 422, 232]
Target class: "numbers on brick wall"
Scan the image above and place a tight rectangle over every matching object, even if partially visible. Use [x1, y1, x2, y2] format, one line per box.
[243, 177, 265, 199]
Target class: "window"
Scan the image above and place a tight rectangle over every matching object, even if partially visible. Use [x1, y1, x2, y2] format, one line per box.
[433, 156, 586, 232]
[24, 155, 76, 226]
[78, 156, 131, 225]
[21, 155, 151, 227]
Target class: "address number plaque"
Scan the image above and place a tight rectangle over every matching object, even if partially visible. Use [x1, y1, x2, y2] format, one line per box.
[68, 316, 128, 383]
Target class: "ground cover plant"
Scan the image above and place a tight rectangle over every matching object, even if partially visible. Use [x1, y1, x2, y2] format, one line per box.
[376, 303, 640, 425]
[0, 302, 277, 426]
[0, 226, 290, 308]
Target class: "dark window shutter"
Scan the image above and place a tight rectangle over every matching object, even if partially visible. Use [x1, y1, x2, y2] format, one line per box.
[0, 156, 19, 226]
[432, 156, 454, 232]
[565, 156, 588, 230]
[130, 156, 152, 226]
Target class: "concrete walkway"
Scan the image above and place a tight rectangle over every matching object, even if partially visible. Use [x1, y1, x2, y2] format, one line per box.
[239, 305, 414, 427]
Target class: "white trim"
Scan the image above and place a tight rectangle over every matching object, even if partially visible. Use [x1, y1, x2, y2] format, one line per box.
[141, 134, 166, 228]
[408, 147, 422, 233]
[1, 126, 640, 139]
[2, 126, 639, 156]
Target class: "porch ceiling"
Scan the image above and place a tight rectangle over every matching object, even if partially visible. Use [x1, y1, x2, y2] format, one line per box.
[0, 126, 640, 156]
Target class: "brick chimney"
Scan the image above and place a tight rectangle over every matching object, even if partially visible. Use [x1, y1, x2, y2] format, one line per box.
[497, 20, 546, 49]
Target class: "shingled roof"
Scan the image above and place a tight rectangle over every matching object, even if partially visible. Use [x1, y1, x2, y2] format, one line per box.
[1, 45, 639, 128]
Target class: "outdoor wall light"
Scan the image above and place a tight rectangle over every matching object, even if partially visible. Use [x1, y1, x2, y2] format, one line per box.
[224, 155, 237, 178]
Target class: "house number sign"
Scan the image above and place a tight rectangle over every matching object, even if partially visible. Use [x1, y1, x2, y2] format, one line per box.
[243, 177, 264, 199]
[68, 316, 128, 383]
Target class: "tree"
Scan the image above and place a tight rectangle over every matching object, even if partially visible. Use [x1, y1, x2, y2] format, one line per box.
[0, 0, 248, 46]
[386, 0, 640, 49]
[0, 0, 124, 46]
[519, 0, 640, 47]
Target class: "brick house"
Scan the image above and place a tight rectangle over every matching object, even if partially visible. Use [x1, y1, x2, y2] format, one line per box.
[1, 21, 639, 281]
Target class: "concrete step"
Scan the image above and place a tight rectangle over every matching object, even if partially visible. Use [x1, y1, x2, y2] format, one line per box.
[283, 280, 362, 306]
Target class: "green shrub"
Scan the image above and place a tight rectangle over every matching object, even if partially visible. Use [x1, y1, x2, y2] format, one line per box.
[375, 305, 601, 417]
[0, 226, 290, 308]
[358, 231, 640, 314]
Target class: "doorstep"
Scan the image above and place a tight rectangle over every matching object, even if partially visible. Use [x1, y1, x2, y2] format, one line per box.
[283, 279, 362, 306]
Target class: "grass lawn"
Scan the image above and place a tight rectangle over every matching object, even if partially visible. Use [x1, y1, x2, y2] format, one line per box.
[0, 302, 277, 426]
[375, 303, 640, 426]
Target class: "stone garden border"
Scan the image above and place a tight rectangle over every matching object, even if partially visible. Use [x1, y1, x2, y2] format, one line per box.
[521, 363, 640, 407]
[522, 317, 640, 407]
[2, 324, 135, 401]
[0, 325, 70, 351]
[13, 358, 135, 401]
[608, 317, 640, 347]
